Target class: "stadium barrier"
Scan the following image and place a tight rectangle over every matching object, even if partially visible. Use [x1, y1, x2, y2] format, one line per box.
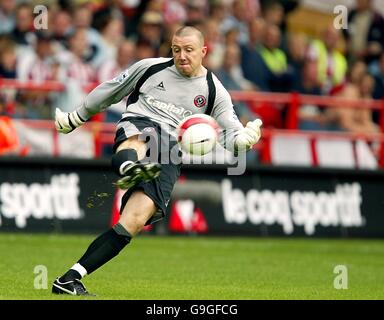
[2, 79, 384, 168]
[1, 156, 383, 238]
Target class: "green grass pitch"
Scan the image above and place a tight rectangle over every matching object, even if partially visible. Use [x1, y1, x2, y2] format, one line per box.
[0, 233, 383, 300]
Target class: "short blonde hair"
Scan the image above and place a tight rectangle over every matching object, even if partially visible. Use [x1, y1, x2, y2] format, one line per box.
[174, 26, 205, 46]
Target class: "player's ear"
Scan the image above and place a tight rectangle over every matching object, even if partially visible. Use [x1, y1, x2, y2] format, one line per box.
[201, 46, 207, 57]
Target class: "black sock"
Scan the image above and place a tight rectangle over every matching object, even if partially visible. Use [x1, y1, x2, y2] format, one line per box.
[78, 224, 132, 275]
[111, 149, 138, 176]
[60, 224, 132, 281]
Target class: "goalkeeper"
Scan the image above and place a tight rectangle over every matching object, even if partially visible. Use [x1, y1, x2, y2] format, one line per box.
[52, 26, 262, 296]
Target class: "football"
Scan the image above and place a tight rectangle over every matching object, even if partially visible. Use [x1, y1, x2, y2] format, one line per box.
[177, 114, 219, 156]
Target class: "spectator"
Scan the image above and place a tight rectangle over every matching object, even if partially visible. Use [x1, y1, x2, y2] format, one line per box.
[99, 17, 125, 63]
[136, 38, 157, 60]
[209, 0, 227, 26]
[240, 27, 270, 91]
[326, 83, 378, 134]
[372, 53, 384, 100]
[261, 0, 284, 30]
[359, 72, 375, 99]
[56, 28, 97, 111]
[261, 0, 294, 52]
[159, 22, 183, 58]
[248, 16, 266, 49]
[0, 36, 17, 79]
[259, 23, 285, 71]
[0, 0, 16, 35]
[359, 72, 380, 127]
[216, 42, 261, 165]
[344, 0, 384, 65]
[136, 11, 164, 56]
[163, 0, 188, 25]
[217, 44, 255, 92]
[0, 36, 17, 116]
[18, 31, 58, 83]
[98, 40, 136, 83]
[257, 23, 292, 92]
[287, 33, 309, 86]
[0, 36, 44, 119]
[185, 0, 207, 26]
[294, 60, 325, 131]
[71, 3, 104, 68]
[307, 25, 348, 94]
[60, 28, 96, 84]
[216, 43, 256, 124]
[10, 3, 36, 47]
[221, 0, 254, 45]
[203, 18, 225, 71]
[91, 0, 139, 37]
[238, 17, 267, 90]
[50, 9, 73, 48]
[348, 59, 368, 86]
[145, 0, 164, 13]
[293, 59, 322, 96]
[17, 31, 61, 119]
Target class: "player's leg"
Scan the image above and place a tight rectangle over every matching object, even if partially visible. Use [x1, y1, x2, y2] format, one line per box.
[117, 190, 157, 236]
[52, 190, 156, 296]
[52, 121, 172, 296]
[52, 133, 161, 295]
[112, 135, 161, 190]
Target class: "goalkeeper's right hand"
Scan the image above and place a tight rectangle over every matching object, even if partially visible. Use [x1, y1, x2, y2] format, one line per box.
[55, 108, 86, 134]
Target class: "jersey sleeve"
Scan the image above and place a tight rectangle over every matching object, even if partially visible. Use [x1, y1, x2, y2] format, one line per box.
[75, 58, 169, 120]
[210, 76, 245, 152]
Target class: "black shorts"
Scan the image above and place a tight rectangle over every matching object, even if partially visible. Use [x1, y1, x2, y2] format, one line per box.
[113, 117, 182, 225]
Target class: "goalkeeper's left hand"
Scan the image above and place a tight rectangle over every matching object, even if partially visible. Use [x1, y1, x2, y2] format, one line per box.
[55, 108, 86, 134]
[235, 119, 263, 152]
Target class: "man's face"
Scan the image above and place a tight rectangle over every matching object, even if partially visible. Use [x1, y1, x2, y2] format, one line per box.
[172, 34, 207, 77]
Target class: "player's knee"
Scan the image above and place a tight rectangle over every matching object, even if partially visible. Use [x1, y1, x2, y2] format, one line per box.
[116, 135, 147, 158]
[119, 211, 150, 236]
[119, 191, 157, 235]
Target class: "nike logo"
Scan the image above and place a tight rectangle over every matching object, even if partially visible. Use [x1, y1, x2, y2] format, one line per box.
[54, 279, 77, 295]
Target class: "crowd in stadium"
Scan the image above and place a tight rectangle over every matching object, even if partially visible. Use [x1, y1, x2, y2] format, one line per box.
[0, 0, 384, 134]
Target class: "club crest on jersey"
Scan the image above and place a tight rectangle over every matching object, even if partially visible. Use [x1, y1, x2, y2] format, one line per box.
[194, 95, 206, 108]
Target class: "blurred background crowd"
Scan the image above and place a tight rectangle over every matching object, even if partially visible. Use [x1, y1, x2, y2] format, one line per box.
[1, 0, 384, 136]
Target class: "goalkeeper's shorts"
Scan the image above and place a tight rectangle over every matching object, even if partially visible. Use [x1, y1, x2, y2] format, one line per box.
[113, 116, 182, 225]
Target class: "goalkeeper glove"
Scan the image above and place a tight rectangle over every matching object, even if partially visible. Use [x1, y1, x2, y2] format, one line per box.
[55, 108, 86, 134]
[235, 119, 263, 151]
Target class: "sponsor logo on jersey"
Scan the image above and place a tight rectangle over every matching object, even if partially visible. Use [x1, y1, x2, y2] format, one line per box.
[143, 94, 193, 117]
[113, 70, 129, 84]
[0, 173, 83, 228]
[193, 95, 206, 108]
[155, 81, 166, 91]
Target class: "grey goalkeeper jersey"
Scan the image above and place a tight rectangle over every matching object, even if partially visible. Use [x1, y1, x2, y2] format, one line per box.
[76, 57, 244, 151]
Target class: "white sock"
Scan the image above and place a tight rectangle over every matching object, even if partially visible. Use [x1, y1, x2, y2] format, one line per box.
[71, 263, 88, 278]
